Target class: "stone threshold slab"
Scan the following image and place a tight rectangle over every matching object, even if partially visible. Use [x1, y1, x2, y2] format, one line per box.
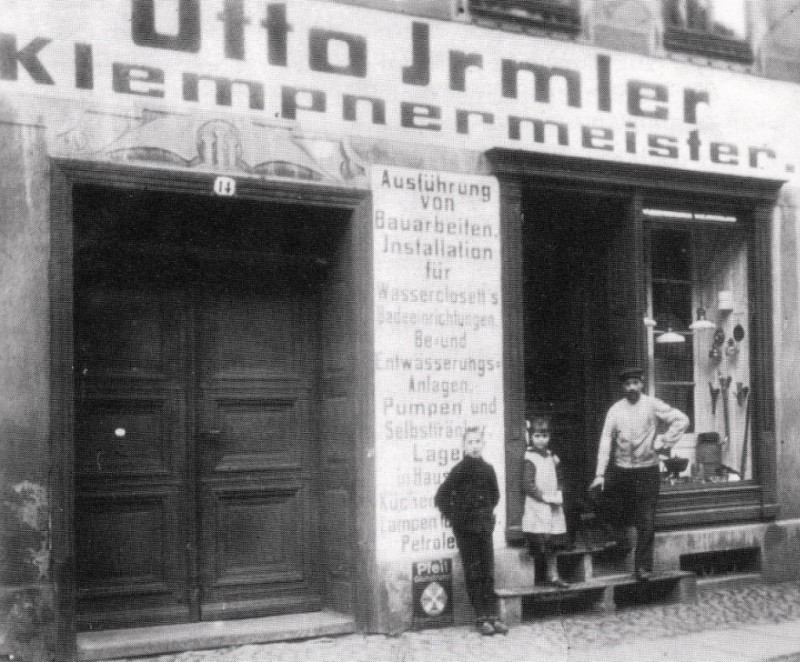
[77, 610, 356, 661]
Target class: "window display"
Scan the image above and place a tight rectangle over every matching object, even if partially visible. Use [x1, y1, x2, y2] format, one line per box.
[645, 218, 751, 489]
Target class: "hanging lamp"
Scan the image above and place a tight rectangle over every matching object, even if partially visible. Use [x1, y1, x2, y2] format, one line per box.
[689, 306, 716, 331]
[656, 328, 686, 344]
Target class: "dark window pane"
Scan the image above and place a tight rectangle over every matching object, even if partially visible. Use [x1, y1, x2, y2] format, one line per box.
[652, 282, 693, 331]
[687, 0, 711, 30]
[654, 384, 694, 430]
[470, 0, 581, 34]
[663, 0, 683, 26]
[664, 0, 747, 37]
[651, 225, 695, 432]
[651, 229, 691, 280]
[654, 343, 694, 382]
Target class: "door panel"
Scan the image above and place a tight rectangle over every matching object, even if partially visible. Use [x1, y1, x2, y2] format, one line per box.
[75, 265, 321, 628]
[197, 279, 319, 619]
[75, 286, 192, 629]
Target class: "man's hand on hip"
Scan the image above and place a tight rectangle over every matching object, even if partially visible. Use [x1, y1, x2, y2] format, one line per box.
[589, 476, 605, 491]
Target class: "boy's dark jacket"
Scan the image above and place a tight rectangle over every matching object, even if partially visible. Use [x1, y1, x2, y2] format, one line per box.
[434, 455, 500, 532]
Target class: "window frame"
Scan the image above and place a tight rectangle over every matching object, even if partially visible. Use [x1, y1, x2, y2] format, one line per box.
[644, 219, 759, 491]
[638, 197, 773, 519]
[662, 0, 754, 64]
[469, 0, 582, 35]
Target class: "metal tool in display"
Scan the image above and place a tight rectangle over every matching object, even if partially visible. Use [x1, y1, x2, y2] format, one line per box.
[736, 383, 750, 408]
[739, 385, 751, 478]
[709, 382, 720, 415]
[709, 327, 725, 363]
[718, 372, 732, 447]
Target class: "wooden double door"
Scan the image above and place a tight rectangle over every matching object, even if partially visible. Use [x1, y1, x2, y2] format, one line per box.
[74, 256, 322, 629]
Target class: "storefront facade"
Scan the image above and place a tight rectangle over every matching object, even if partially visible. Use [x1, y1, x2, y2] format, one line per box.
[2, 1, 800, 659]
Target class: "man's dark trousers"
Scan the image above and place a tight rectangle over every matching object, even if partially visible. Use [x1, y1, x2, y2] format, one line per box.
[453, 527, 496, 620]
[599, 465, 660, 572]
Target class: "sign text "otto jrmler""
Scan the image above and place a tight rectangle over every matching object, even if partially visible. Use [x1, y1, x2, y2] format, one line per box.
[0, 0, 785, 173]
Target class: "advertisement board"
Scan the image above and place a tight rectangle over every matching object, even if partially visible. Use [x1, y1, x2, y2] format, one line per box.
[372, 165, 505, 563]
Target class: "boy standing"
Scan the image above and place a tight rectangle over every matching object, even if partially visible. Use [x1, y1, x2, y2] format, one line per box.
[589, 367, 689, 580]
[435, 426, 508, 636]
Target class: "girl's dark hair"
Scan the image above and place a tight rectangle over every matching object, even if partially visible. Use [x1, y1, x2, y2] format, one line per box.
[527, 417, 551, 434]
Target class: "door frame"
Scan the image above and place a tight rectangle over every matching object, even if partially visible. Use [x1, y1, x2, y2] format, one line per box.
[50, 160, 372, 659]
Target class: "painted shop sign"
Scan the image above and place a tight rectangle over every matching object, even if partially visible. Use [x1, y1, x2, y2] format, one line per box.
[372, 166, 504, 562]
[0, 0, 795, 179]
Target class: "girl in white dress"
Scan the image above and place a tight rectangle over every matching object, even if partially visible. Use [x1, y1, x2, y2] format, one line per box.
[522, 417, 570, 587]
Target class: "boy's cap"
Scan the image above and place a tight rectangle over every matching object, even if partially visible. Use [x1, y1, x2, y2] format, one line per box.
[618, 366, 644, 381]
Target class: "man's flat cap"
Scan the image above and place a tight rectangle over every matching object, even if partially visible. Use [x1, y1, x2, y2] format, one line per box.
[619, 366, 645, 381]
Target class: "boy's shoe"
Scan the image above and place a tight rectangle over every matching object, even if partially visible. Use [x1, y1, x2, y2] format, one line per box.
[634, 568, 651, 582]
[490, 618, 509, 635]
[547, 576, 570, 588]
[477, 620, 495, 636]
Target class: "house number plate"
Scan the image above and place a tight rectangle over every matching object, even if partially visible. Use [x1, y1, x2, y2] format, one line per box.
[213, 176, 236, 197]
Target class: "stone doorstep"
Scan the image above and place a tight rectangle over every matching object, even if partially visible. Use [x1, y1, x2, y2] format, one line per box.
[696, 571, 763, 592]
[496, 570, 698, 626]
[76, 610, 356, 661]
[497, 569, 696, 597]
[499, 543, 631, 587]
[556, 543, 631, 581]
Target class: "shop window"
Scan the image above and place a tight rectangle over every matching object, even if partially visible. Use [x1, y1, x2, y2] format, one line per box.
[469, 0, 581, 35]
[646, 220, 751, 490]
[651, 229, 695, 427]
[662, 0, 753, 63]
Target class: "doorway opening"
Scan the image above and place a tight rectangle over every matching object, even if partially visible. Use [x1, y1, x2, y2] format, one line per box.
[72, 186, 355, 630]
[522, 189, 628, 535]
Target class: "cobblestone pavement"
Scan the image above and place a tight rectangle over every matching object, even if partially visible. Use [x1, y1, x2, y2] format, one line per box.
[108, 581, 800, 662]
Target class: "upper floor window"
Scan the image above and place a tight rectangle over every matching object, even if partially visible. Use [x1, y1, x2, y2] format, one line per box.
[470, 0, 581, 35]
[663, 0, 753, 63]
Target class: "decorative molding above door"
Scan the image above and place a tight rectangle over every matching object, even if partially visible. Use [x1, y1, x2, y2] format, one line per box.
[50, 105, 368, 187]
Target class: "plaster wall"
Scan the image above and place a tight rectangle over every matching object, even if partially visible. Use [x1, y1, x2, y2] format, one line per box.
[0, 106, 55, 659]
[774, 185, 800, 520]
[653, 518, 800, 583]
